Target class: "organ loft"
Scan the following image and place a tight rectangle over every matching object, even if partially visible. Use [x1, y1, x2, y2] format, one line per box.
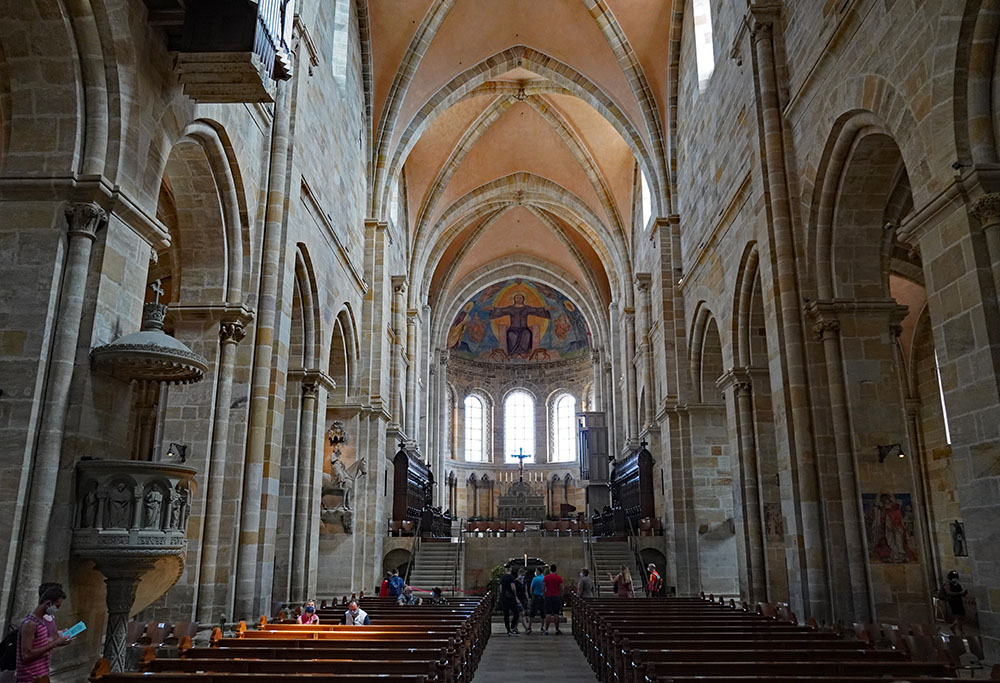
[0, 0, 998, 681]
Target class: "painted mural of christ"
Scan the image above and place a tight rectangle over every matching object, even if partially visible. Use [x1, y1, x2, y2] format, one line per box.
[487, 293, 550, 358]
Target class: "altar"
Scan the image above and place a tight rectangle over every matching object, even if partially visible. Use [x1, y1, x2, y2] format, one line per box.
[496, 479, 546, 520]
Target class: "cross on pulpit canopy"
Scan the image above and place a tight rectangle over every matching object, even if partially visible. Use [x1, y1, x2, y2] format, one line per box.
[149, 279, 164, 304]
[510, 447, 532, 482]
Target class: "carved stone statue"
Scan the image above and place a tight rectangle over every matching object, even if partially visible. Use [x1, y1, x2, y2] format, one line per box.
[169, 493, 181, 529]
[143, 489, 163, 529]
[81, 484, 99, 528]
[330, 456, 367, 511]
[106, 482, 132, 529]
[176, 484, 190, 529]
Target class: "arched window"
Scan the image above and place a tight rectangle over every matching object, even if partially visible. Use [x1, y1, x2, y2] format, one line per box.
[504, 390, 535, 463]
[639, 169, 652, 228]
[692, 0, 715, 89]
[552, 394, 577, 463]
[331, 0, 351, 89]
[464, 394, 486, 462]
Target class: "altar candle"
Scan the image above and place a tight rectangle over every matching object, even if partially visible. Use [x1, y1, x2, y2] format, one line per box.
[524, 553, 527, 567]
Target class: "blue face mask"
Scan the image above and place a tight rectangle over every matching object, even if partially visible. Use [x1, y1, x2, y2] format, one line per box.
[306, 606, 315, 614]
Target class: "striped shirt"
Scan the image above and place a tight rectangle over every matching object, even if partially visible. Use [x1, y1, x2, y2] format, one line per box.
[15, 614, 50, 683]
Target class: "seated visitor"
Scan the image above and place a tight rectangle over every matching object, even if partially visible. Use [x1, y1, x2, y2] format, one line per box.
[342, 600, 370, 625]
[397, 585, 422, 606]
[426, 586, 448, 605]
[297, 600, 319, 624]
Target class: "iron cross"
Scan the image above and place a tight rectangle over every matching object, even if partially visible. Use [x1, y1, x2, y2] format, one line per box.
[510, 447, 532, 481]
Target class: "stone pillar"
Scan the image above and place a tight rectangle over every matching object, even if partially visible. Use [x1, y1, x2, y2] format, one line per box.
[603, 360, 616, 456]
[591, 348, 604, 411]
[749, 10, 829, 619]
[439, 351, 450, 486]
[732, 377, 767, 603]
[99, 560, 155, 672]
[812, 317, 871, 623]
[290, 379, 319, 602]
[623, 306, 639, 448]
[636, 274, 655, 428]
[970, 193, 1000, 300]
[390, 277, 407, 432]
[15, 202, 105, 611]
[405, 309, 419, 442]
[197, 319, 246, 622]
[236, 77, 292, 620]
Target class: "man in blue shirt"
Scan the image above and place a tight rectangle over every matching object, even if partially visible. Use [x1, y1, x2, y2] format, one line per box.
[527, 567, 546, 633]
[388, 569, 405, 598]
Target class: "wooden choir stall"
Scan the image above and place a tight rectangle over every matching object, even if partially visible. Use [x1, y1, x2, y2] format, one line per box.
[593, 441, 659, 537]
[391, 443, 451, 537]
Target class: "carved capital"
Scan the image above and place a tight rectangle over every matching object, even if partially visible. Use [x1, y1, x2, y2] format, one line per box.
[65, 202, 107, 240]
[391, 275, 408, 295]
[890, 323, 904, 338]
[751, 18, 773, 44]
[813, 319, 840, 340]
[635, 273, 652, 294]
[971, 193, 1000, 230]
[734, 381, 753, 398]
[302, 381, 320, 398]
[220, 320, 247, 345]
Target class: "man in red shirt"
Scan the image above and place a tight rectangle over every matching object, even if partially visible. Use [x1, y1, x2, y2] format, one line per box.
[646, 563, 662, 597]
[542, 564, 564, 635]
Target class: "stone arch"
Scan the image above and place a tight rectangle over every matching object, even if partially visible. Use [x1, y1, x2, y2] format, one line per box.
[688, 304, 725, 405]
[378, 45, 661, 221]
[413, 172, 629, 305]
[952, 0, 1000, 164]
[0, 1, 82, 175]
[459, 389, 493, 463]
[329, 306, 360, 404]
[292, 246, 321, 371]
[808, 112, 915, 301]
[432, 256, 609, 356]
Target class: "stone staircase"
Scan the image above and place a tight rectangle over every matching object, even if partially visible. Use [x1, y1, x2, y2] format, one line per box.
[407, 542, 461, 597]
[589, 540, 645, 597]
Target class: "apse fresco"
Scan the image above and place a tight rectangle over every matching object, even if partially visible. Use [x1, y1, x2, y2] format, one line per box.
[447, 279, 590, 362]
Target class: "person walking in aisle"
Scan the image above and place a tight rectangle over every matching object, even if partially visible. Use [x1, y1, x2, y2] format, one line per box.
[515, 568, 532, 633]
[527, 567, 546, 633]
[646, 563, 662, 597]
[542, 565, 564, 635]
[499, 565, 521, 635]
[577, 568, 596, 599]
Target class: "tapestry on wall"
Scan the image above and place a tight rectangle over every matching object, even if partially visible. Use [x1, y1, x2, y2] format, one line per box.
[447, 278, 590, 362]
[862, 492, 918, 564]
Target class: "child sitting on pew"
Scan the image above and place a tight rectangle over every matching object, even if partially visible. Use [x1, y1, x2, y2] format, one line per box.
[342, 600, 370, 625]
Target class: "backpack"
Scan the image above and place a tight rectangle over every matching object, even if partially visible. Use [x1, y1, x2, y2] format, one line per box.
[0, 624, 18, 671]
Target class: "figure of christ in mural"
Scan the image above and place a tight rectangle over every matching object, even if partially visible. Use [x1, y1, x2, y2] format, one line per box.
[486, 293, 550, 358]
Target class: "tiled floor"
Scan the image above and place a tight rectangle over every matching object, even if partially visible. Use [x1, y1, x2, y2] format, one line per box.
[474, 618, 597, 682]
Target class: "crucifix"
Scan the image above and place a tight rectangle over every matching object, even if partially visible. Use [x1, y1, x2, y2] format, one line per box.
[510, 447, 532, 482]
[149, 279, 164, 304]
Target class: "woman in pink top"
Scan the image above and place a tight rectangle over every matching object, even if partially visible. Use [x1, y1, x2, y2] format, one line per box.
[296, 600, 320, 625]
[17, 587, 71, 683]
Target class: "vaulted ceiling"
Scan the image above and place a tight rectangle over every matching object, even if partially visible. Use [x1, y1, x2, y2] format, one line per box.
[366, 0, 676, 345]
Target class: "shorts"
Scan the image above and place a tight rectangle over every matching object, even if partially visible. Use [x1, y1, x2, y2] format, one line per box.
[529, 595, 545, 617]
[544, 595, 562, 615]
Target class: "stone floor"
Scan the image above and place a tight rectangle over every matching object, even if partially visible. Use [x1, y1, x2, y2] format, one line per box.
[474, 617, 597, 682]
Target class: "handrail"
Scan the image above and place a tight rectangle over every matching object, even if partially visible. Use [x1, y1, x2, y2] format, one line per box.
[626, 516, 648, 596]
[585, 534, 601, 597]
[403, 517, 423, 587]
[452, 520, 465, 598]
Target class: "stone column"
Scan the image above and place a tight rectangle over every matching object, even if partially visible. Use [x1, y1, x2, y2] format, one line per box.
[290, 379, 319, 602]
[733, 378, 767, 603]
[390, 277, 407, 432]
[603, 360, 616, 456]
[623, 306, 639, 448]
[750, 10, 829, 619]
[236, 77, 292, 620]
[813, 317, 871, 622]
[197, 319, 246, 622]
[405, 309, 419, 442]
[636, 274, 655, 428]
[99, 560, 155, 672]
[439, 351, 450, 484]
[970, 193, 1000, 301]
[15, 202, 105, 611]
[591, 348, 603, 411]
